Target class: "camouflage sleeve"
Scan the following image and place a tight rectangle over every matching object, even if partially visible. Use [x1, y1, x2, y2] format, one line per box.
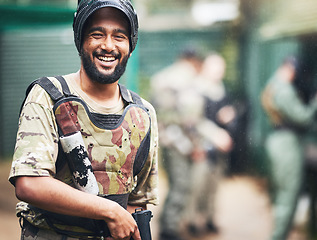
[128, 100, 159, 206]
[275, 82, 317, 127]
[9, 84, 59, 185]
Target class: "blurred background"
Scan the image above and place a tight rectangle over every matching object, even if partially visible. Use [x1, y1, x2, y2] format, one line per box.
[1, 0, 317, 239]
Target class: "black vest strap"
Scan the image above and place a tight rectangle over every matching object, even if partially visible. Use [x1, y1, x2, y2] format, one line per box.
[34, 77, 64, 102]
[119, 84, 144, 107]
[119, 84, 132, 103]
[24, 78, 144, 107]
[19, 77, 63, 114]
[55, 75, 72, 97]
[130, 90, 144, 106]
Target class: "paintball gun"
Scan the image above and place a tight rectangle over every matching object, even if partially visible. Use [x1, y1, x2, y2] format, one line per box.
[131, 208, 153, 240]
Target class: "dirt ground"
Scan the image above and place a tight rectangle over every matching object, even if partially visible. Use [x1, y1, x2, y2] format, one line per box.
[0, 160, 308, 240]
[0, 161, 20, 240]
[148, 172, 273, 240]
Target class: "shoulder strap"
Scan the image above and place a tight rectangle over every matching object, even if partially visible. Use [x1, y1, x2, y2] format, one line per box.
[37, 77, 64, 101]
[119, 84, 144, 107]
[19, 77, 64, 114]
[130, 90, 144, 106]
[55, 75, 72, 97]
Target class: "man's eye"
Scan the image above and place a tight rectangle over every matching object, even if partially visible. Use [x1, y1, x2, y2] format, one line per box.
[115, 35, 127, 40]
[91, 33, 103, 38]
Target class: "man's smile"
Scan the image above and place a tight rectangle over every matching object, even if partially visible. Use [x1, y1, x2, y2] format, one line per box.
[96, 55, 116, 62]
[95, 54, 118, 69]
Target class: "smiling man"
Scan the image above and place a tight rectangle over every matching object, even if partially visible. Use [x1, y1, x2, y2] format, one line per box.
[80, 7, 131, 85]
[8, 1, 159, 240]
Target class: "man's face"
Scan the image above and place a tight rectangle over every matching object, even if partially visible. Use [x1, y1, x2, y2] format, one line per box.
[81, 7, 131, 84]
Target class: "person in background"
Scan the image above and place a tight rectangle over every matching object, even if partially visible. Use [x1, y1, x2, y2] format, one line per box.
[8, 1, 159, 239]
[185, 53, 236, 237]
[261, 56, 317, 240]
[150, 49, 203, 240]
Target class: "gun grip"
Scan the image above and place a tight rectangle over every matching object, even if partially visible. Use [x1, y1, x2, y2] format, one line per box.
[131, 208, 153, 240]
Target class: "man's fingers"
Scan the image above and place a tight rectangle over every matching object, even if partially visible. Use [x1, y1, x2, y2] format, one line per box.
[131, 226, 141, 240]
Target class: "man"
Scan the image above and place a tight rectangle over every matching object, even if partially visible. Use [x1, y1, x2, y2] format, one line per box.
[261, 56, 317, 240]
[8, 1, 159, 239]
[185, 53, 235, 236]
[150, 49, 203, 240]
[151, 50, 233, 240]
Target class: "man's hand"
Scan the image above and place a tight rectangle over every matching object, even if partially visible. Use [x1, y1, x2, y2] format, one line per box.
[213, 129, 233, 153]
[191, 147, 207, 163]
[216, 105, 236, 125]
[105, 205, 141, 240]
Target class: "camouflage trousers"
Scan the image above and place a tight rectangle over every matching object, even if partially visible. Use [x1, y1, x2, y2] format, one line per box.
[159, 147, 192, 235]
[265, 130, 303, 240]
[21, 220, 103, 240]
[185, 158, 226, 227]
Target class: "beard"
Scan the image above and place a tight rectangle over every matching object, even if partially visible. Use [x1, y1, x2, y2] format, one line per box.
[80, 49, 129, 84]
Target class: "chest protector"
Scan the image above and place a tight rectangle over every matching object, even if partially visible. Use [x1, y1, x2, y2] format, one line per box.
[21, 76, 151, 237]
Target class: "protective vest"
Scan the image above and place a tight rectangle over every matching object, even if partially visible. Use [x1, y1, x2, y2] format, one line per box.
[20, 76, 151, 237]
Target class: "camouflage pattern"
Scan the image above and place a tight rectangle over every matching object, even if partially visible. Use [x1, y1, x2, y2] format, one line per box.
[20, 212, 100, 239]
[150, 59, 207, 236]
[54, 100, 151, 195]
[9, 74, 159, 235]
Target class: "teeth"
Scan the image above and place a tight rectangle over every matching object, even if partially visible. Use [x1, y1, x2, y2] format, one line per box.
[98, 56, 115, 62]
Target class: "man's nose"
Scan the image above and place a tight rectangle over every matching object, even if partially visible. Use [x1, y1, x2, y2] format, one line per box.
[101, 36, 115, 52]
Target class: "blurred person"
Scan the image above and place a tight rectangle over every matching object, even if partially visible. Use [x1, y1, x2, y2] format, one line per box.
[201, 54, 238, 141]
[185, 53, 236, 236]
[151, 49, 234, 240]
[8, 1, 159, 240]
[150, 49, 202, 240]
[261, 56, 317, 240]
